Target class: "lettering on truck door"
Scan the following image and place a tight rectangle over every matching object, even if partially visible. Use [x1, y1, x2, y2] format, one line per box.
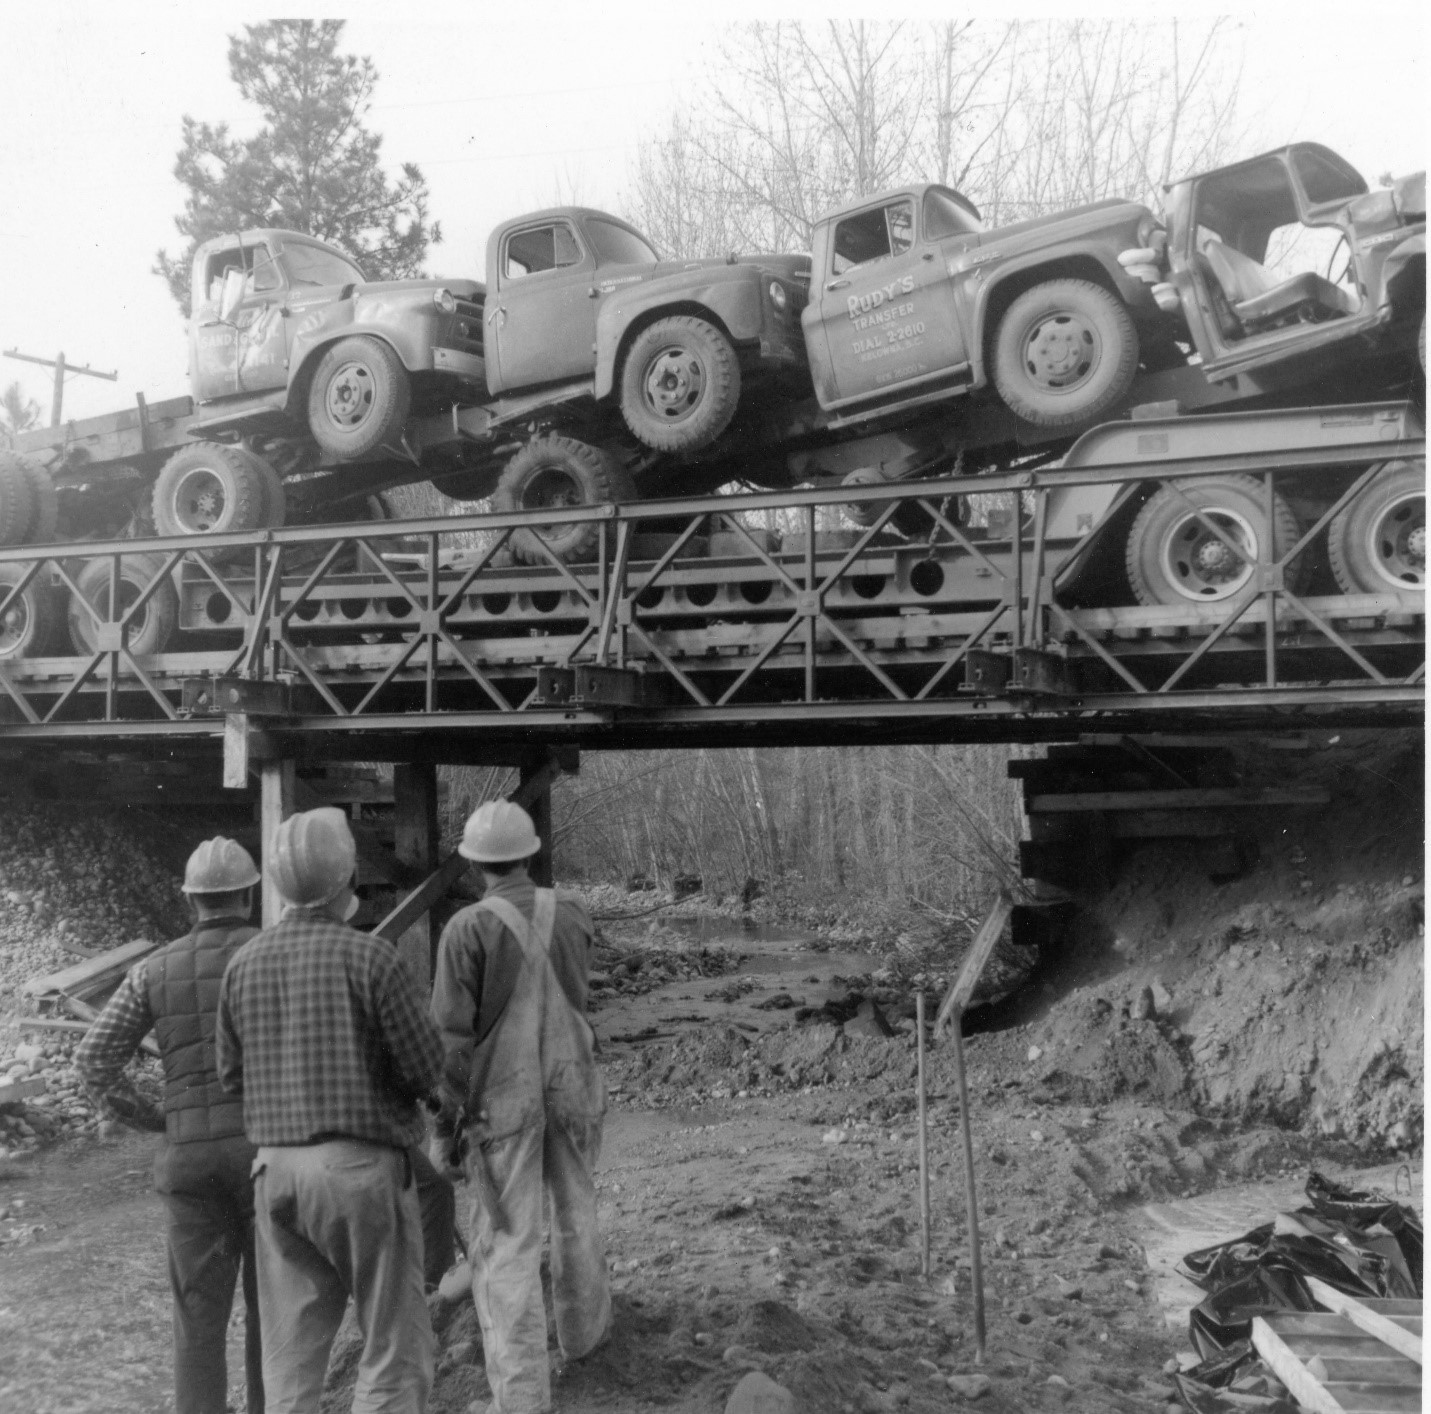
[807, 197, 969, 407]
[487, 219, 597, 393]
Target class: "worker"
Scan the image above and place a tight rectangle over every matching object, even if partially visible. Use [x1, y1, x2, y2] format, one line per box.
[430, 799, 611, 1414]
[216, 806, 443, 1413]
[75, 836, 265, 1414]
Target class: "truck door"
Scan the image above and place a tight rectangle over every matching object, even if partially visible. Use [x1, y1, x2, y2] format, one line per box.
[486, 219, 597, 393]
[189, 242, 290, 402]
[803, 196, 969, 409]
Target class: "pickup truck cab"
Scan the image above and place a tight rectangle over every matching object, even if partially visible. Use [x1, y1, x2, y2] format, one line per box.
[480, 206, 809, 451]
[801, 183, 1167, 431]
[1152, 143, 1425, 392]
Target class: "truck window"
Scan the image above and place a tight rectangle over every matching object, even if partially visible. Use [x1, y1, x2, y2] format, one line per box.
[585, 218, 658, 266]
[202, 245, 282, 304]
[504, 223, 583, 279]
[923, 188, 982, 240]
[831, 199, 915, 274]
[1292, 149, 1367, 207]
[280, 243, 365, 288]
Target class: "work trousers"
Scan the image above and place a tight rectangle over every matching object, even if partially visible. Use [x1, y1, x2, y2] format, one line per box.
[467, 1116, 610, 1414]
[410, 1143, 457, 1290]
[155, 1135, 264, 1414]
[252, 1140, 435, 1414]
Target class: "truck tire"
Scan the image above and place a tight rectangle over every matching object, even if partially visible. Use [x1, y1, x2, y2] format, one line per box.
[0, 453, 38, 547]
[236, 446, 287, 529]
[67, 553, 178, 657]
[307, 335, 411, 460]
[992, 279, 1138, 430]
[152, 443, 268, 561]
[0, 564, 62, 660]
[1125, 475, 1305, 606]
[0, 453, 59, 544]
[495, 436, 635, 565]
[619, 315, 741, 453]
[1326, 460, 1425, 593]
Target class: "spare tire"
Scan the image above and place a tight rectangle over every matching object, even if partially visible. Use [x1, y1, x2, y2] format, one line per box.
[495, 436, 634, 564]
[67, 553, 178, 657]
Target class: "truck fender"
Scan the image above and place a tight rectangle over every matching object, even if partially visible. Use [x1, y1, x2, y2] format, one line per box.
[593, 275, 765, 401]
[968, 246, 1148, 388]
[285, 321, 416, 420]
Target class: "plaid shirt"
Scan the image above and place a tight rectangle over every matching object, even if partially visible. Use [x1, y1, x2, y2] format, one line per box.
[216, 908, 443, 1149]
[73, 959, 164, 1129]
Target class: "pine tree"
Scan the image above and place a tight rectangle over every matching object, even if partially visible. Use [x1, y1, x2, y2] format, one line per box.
[155, 20, 440, 316]
[0, 383, 42, 448]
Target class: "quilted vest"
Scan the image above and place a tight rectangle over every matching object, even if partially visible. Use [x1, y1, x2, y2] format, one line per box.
[145, 916, 258, 1145]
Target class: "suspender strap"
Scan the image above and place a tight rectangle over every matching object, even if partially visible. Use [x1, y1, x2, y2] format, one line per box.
[477, 890, 556, 970]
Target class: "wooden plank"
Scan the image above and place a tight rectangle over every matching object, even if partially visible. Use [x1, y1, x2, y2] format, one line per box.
[1028, 786, 1331, 812]
[1253, 1315, 1350, 1413]
[1308, 1276, 1423, 1365]
[935, 891, 1013, 1033]
[21, 937, 158, 1000]
[373, 851, 468, 945]
[260, 758, 296, 928]
[0, 1076, 48, 1106]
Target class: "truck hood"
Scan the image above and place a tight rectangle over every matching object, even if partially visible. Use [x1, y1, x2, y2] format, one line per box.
[980, 197, 1149, 245]
[353, 276, 485, 300]
[647, 252, 811, 283]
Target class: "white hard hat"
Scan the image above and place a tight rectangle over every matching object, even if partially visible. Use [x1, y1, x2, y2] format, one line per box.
[269, 807, 357, 906]
[182, 837, 261, 894]
[458, 800, 540, 863]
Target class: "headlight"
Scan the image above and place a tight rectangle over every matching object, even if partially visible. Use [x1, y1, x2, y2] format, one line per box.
[433, 289, 457, 313]
[768, 281, 788, 310]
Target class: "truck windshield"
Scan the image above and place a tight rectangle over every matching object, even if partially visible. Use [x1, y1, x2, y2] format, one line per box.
[585, 218, 658, 266]
[281, 243, 366, 287]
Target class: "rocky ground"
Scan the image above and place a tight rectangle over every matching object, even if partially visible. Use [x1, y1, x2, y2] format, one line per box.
[0, 730, 1422, 1412]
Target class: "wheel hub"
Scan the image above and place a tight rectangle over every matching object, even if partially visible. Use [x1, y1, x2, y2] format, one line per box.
[643, 348, 704, 421]
[1369, 492, 1426, 587]
[325, 363, 376, 428]
[1023, 315, 1097, 389]
[1162, 507, 1257, 600]
[0, 599, 27, 651]
[174, 469, 227, 534]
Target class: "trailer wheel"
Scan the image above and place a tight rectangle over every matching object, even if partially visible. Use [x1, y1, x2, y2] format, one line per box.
[0, 564, 62, 660]
[619, 315, 741, 453]
[496, 436, 634, 564]
[991, 279, 1139, 429]
[307, 336, 412, 460]
[152, 443, 268, 562]
[67, 553, 178, 657]
[1326, 460, 1425, 593]
[1125, 475, 1306, 606]
[840, 467, 961, 537]
[0, 453, 38, 547]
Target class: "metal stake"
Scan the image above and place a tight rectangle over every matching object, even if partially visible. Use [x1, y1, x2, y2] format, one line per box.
[950, 1007, 986, 1364]
[916, 990, 931, 1278]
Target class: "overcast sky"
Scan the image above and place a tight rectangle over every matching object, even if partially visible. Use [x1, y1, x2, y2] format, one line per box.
[0, 2, 1424, 425]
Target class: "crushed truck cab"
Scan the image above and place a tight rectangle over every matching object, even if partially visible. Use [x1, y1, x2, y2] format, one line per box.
[188, 228, 486, 458]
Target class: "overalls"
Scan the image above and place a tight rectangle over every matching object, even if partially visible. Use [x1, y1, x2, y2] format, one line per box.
[463, 889, 610, 1414]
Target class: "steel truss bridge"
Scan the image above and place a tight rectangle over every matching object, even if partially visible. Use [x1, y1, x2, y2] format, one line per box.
[0, 399, 1420, 936]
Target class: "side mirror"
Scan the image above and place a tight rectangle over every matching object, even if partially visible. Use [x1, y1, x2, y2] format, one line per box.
[219, 268, 247, 322]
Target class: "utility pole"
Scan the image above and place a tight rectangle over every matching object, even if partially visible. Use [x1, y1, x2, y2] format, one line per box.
[3, 349, 118, 428]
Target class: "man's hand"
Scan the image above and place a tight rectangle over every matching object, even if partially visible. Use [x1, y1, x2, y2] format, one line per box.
[428, 1129, 467, 1182]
